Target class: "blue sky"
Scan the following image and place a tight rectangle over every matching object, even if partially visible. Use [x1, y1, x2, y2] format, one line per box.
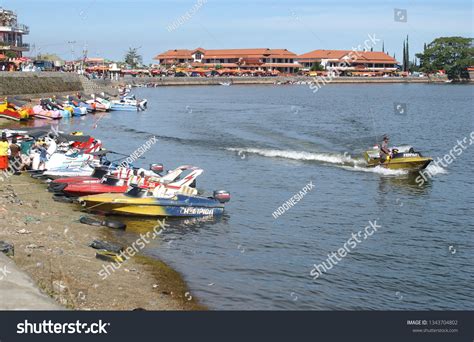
[2, 0, 472, 63]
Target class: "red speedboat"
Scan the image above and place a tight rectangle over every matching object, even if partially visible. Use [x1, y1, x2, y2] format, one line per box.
[48, 166, 111, 192]
[62, 176, 130, 197]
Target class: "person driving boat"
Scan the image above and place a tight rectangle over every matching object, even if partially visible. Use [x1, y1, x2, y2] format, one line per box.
[380, 136, 391, 163]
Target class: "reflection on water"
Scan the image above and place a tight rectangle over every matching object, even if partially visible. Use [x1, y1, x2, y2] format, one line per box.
[119, 215, 229, 236]
[378, 171, 433, 195]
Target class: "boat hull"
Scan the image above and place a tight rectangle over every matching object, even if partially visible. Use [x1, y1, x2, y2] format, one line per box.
[79, 193, 225, 217]
[64, 184, 128, 197]
[365, 153, 432, 171]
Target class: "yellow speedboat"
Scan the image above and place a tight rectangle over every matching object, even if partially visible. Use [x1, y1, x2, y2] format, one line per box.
[79, 189, 229, 217]
[79, 166, 230, 217]
[0, 99, 30, 121]
[364, 145, 432, 171]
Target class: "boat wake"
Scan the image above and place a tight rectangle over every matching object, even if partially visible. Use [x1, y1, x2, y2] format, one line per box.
[340, 165, 409, 176]
[227, 147, 365, 165]
[227, 148, 410, 176]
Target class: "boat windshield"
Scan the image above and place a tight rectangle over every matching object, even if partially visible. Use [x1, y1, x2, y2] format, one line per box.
[125, 186, 148, 198]
[92, 167, 108, 178]
[103, 177, 121, 186]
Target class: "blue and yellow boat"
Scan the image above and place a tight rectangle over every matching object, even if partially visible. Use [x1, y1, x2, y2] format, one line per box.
[79, 188, 230, 217]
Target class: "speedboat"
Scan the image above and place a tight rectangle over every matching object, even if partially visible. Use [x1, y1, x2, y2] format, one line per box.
[80, 191, 229, 217]
[32, 105, 62, 120]
[48, 164, 163, 197]
[39, 99, 71, 118]
[0, 99, 30, 121]
[85, 94, 111, 112]
[110, 94, 147, 111]
[56, 96, 87, 116]
[67, 95, 94, 113]
[48, 165, 112, 192]
[364, 145, 432, 171]
[30, 133, 103, 171]
[79, 166, 231, 217]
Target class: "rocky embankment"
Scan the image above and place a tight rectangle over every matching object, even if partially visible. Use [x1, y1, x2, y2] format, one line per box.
[0, 174, 203, 310]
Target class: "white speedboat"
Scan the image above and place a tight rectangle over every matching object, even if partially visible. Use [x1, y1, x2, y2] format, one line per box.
[111, 94, 147, 111]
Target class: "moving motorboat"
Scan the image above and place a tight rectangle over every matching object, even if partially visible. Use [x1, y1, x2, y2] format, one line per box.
[364, 145, 432, 171]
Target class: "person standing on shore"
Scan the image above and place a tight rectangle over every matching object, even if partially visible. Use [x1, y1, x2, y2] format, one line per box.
[36, 140, 49, 170]
[9, 137, 21, 173]
[0, 133, 9, 171]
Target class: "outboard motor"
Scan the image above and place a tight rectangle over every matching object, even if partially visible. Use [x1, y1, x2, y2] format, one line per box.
[213, 190, 231, 203]
[393, 145, 414, 153]
[150, 163, 164, 175]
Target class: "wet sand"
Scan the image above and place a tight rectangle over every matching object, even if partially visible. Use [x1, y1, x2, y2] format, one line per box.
[0, 173, 205, 310]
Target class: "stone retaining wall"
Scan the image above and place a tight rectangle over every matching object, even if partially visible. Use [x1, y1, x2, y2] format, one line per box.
[0, 72, 84, 96]
[94, 75, 449, 87]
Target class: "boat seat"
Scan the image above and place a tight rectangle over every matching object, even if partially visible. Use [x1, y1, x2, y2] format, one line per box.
[179, 185, 198, 196]
[152, 185, 168, 198]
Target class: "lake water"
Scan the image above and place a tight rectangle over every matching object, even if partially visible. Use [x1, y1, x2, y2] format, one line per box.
[60, 83, 473, 310]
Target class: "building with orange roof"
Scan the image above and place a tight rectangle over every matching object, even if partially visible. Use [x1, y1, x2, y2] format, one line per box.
[154, 48, 302, 73]
[297, 50, 399, 76]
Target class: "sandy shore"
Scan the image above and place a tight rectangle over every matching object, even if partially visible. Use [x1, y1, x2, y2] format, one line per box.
[0, 173, 205, 310]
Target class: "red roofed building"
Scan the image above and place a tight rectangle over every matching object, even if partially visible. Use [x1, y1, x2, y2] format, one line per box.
[154, 48, 302, 73]
[297, 50, 399, 76]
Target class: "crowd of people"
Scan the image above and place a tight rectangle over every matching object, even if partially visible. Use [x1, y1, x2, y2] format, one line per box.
[0, 132, 47, 176]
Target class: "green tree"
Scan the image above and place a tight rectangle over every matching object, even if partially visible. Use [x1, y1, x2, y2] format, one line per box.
[124, 47, 143, 68]
[310, 62, 324, 71]
[405, 35, 409, 71]
[415, 36, 474, 79]
[402, 40, 406, 71]
[4, 51, 17, 59]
